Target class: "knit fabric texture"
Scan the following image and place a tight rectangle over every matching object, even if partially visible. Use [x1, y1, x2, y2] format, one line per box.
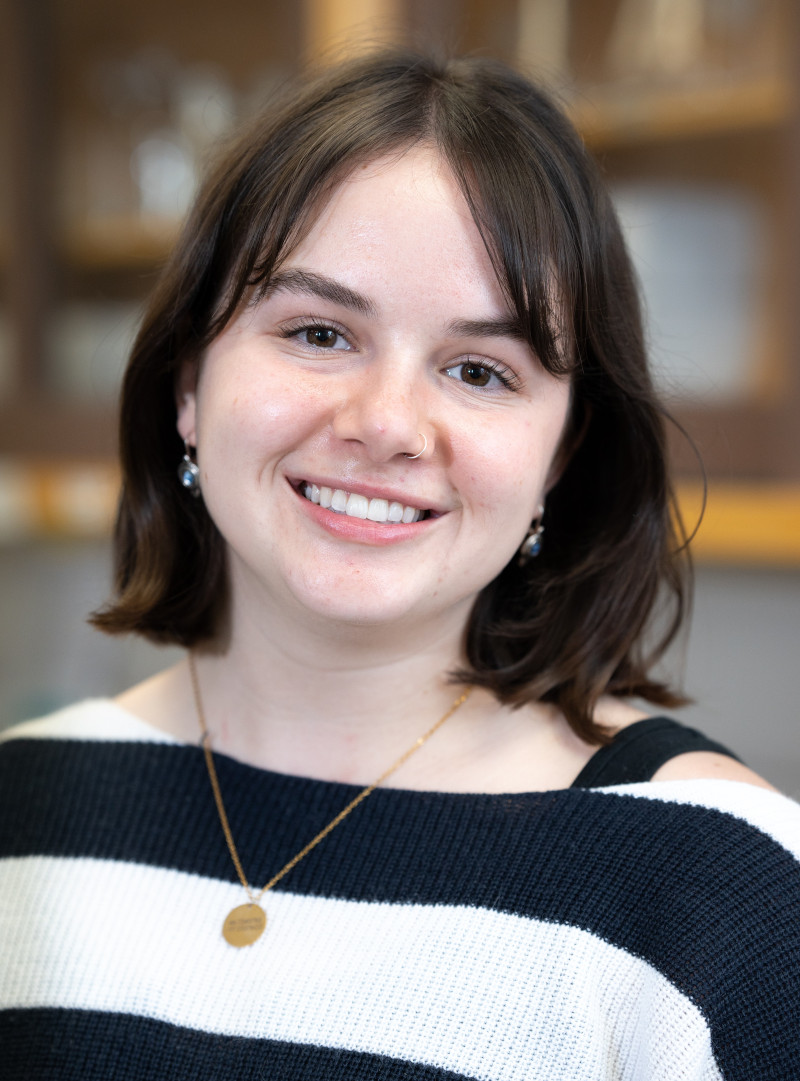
[2, 700, 799, 1080]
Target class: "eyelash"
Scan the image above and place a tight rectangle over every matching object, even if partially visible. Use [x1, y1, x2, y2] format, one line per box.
[279, 319, 352, 350]
[445, 358, 522, 393]
[278, 319, 522, 393]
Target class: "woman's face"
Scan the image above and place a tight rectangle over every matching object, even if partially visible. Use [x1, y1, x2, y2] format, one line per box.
[177, 146, 572, 635]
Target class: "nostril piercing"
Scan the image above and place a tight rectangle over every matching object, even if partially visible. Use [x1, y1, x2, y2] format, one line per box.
[404, 433, 427, 460]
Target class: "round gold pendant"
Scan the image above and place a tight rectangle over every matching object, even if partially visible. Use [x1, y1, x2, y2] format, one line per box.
[223, 903, 266, 947]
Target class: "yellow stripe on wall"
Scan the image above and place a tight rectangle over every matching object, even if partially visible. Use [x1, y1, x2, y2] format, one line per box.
[1, 463, 799, 566]
[678, 483, 800, 565]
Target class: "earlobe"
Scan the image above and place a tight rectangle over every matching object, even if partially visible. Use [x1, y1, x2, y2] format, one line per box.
[175, 361, 199, 445]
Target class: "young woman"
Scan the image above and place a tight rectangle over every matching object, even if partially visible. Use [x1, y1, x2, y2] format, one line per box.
[2, 50, 798, 1080]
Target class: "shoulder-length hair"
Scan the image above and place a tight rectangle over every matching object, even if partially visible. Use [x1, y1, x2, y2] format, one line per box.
[92, 49, 690, 743]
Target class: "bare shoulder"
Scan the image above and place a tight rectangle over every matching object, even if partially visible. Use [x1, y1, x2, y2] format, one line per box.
[594, 696, 779, 793]
[114, 662, 196, 743]
[651, 752, 779, 792]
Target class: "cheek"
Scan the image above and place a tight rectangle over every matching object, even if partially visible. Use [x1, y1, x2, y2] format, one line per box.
[449, 393, 570, 536]
[453, 414, 561, 523]
[197, 362, 330, 463]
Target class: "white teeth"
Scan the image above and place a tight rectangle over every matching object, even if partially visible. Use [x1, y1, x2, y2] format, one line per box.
[345, 493, 369, 519]
[367, 498, 389, 522]
[302, 483, 425, 524]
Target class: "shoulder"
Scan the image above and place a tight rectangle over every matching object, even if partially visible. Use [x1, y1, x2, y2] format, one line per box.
[595, 698, 779, 792]
[0, 698, 180, 748]
[585, 776, 800, 893]
[0, 700, 193, 861]
[651, 751, 778, 790]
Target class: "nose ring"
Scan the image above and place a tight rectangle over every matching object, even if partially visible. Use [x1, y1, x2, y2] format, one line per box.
[404, 433, 427, 460]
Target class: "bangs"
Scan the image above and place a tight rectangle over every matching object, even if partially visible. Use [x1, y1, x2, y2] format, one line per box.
[431, 72, 589, 379]
[185, 54, 591, 376]
[447, 151, 578, 380]
[194, 66, 437, 341]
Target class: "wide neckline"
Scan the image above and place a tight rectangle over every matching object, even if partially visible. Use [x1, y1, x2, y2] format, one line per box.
[6, 696, 673, 799]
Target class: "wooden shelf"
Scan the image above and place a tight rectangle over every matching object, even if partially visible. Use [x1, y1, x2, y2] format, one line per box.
[61, 218, 178, 271]
[47, 83, 795, 277]
[0, 400, 118, 458]
[0, 459, 119, 541]
[568, 73, 794, 150]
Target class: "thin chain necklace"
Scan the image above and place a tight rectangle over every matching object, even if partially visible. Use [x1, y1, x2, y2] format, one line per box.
[188, 654, 472, 947]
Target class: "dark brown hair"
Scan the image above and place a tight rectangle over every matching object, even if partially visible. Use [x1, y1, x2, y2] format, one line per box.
[92, 49, 690, 743]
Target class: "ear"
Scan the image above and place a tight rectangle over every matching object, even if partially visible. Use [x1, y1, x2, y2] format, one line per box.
[175, 359, 199, 446]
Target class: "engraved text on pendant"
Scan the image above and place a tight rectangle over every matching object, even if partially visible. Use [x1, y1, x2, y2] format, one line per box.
[223, 903, 266, 947]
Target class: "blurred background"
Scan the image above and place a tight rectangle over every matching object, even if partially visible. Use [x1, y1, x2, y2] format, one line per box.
[1, 0, 798, 792]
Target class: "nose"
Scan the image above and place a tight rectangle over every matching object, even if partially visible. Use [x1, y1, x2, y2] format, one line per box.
[332, 360, 431, 463]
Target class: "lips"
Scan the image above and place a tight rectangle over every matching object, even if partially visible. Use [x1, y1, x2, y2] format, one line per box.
[301, 483, 428, 524]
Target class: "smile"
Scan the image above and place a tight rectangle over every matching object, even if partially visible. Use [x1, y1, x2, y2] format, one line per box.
[301, 483, 428, 524]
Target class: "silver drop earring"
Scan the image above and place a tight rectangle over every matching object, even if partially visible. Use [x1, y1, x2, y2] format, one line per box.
[178, 440, 201, 497]
[518, 504, 545, 564]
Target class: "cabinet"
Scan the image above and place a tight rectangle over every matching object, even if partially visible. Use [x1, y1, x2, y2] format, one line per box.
[519, 0, 800, 561]
[1, 0, 301, 461]
[1, 0, 799, 559]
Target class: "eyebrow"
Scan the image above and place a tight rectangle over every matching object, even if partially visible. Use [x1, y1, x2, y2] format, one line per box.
[263, 269, 377, 317]
[263, 268, 526, 342]
[446, 317, 527, 342]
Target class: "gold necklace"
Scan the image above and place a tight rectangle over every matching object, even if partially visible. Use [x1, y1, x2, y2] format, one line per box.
[189, 654, 472, 947]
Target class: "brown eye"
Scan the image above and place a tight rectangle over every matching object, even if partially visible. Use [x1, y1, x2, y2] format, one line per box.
[444, 359, 516, 391]
[461, 363, 492, 387]
[305, 327, 338, 348]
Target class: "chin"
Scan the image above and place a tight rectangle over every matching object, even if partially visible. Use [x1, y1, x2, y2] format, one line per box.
[288, 576, 433, 630]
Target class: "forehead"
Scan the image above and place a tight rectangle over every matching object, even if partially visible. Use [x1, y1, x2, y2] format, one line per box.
[280, 145, 511, 315]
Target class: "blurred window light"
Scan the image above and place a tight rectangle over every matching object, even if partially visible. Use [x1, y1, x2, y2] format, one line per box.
[613, 181, 765, 403]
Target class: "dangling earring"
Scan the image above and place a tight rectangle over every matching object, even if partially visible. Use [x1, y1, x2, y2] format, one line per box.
[177, 440, 201, 497]
[518, 504, 544, 564]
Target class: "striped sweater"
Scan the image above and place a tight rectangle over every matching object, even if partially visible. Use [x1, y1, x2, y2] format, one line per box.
[1, 700, 799, 1080]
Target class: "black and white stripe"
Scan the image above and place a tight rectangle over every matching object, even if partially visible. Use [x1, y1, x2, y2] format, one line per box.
[2, 702, 799, 1080]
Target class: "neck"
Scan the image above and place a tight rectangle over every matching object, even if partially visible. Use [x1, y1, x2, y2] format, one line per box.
[187, 587, 473, 782]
